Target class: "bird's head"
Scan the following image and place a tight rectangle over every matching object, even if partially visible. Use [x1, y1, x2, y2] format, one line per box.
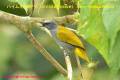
[42, 20, 58, 30]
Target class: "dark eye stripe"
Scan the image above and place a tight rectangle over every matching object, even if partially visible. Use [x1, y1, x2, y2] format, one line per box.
[45, 23, 50, 24]
[43, 23, 50, 26]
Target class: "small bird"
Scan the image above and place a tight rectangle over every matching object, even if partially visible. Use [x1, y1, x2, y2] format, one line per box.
[42, 20, 90, 63]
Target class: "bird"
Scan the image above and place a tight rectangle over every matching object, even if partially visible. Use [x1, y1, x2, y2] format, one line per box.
[41, 20, 90, 63]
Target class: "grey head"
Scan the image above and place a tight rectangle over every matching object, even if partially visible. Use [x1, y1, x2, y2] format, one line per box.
[42, 20, 58, 30]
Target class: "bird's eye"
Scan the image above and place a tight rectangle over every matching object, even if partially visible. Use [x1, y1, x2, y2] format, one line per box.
[43, 23, 50, 26]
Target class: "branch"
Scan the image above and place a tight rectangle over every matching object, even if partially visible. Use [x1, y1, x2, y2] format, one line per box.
[0, 10, 71, 76]
[0, 10, 76, 32]
[63, 49, 73, 80]
[0, 10, 77, 77]
[24, 31, 67, 76]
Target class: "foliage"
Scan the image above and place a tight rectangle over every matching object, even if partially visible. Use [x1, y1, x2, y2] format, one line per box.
[77, 0, 120, 73]
[52, 0, 60, 15]
[0, 0, 120, 80]
[8, 0, 31, 12]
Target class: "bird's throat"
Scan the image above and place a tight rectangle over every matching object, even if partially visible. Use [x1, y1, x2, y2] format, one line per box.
[49, 26, 58, 41]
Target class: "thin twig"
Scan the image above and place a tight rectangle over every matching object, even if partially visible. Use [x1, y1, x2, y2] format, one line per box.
[63, 49, 72, 80]
[24, 31, 67, 76]
[0, 10, 78, 77]
[29, 0, 35, 17]
[75, 54, 84, 79]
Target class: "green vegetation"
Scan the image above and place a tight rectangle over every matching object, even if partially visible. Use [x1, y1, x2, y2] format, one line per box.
[0, 0, 120, 80]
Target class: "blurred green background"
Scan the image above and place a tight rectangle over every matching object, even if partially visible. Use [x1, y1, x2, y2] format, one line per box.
[0, 0, 120, 80]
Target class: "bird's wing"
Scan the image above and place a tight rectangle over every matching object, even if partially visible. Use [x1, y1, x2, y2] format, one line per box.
[57, 25, 85, 50]
[74, 48, 90, 63]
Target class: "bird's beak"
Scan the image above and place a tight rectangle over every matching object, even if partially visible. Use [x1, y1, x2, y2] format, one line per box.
[42, 23, 45, 26]
[40, 22, 45, 27]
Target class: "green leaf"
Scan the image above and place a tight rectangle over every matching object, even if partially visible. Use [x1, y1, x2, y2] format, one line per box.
[102, 2, 120, 50]
[77, 0, 120, 73]
[109, 31, 120, 73]
[102, 1, 120, 73]
[52, 0, 60, 15]
[78, 8, 109, 62]
[8, 0, 31, 13]
[78, 0, 93, 24]
[77, 0, 109, 65]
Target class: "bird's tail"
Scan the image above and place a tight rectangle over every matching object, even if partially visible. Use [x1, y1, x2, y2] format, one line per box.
[74, 48, 90, 63]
